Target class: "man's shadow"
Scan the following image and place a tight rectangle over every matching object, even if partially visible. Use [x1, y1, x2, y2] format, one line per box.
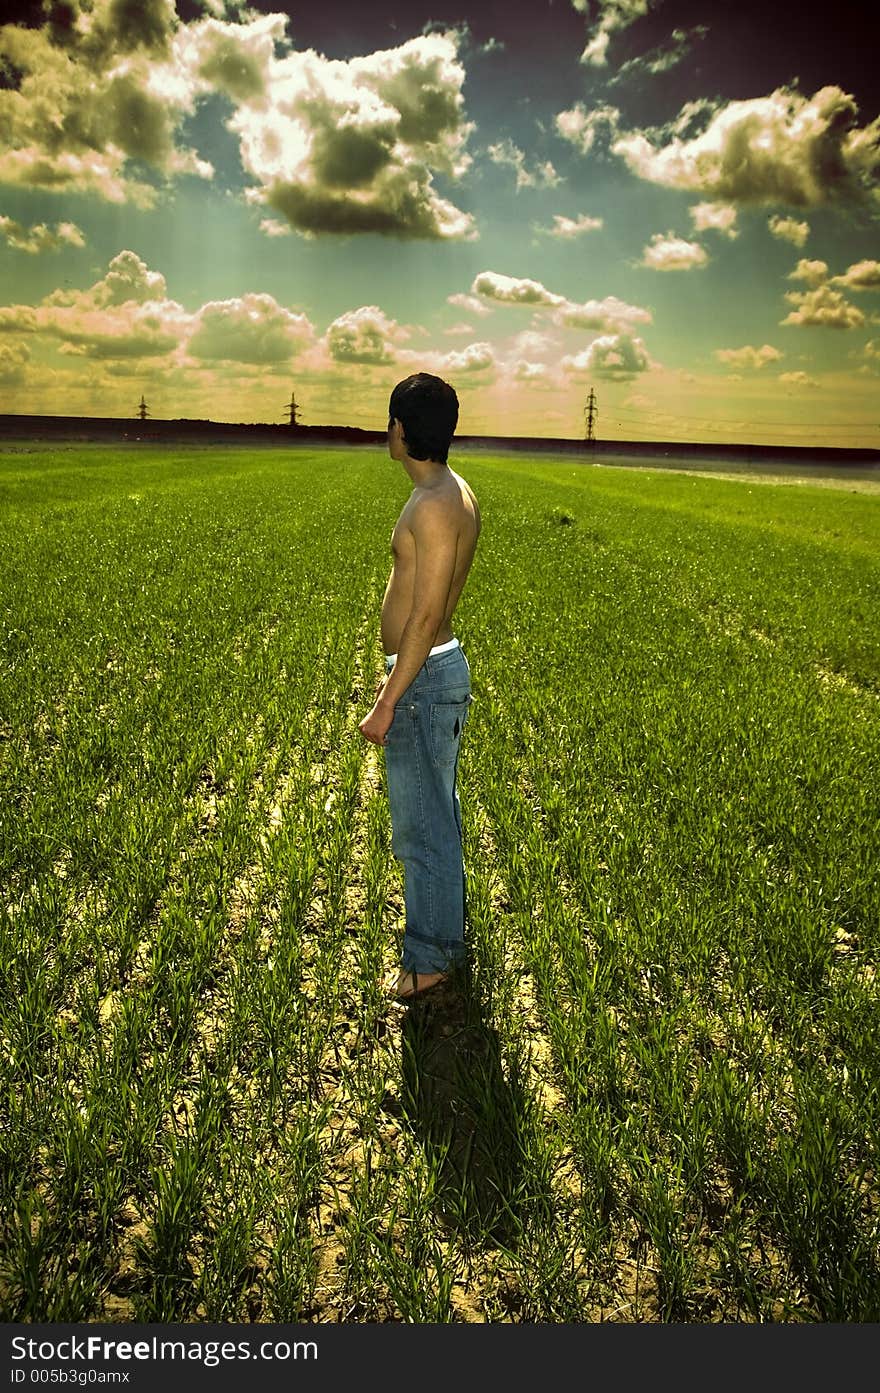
[395, 961, 544, 1248]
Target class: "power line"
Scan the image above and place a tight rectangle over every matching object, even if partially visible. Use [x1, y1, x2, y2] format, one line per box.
[607, 413, 877, 431]
[607, 410, 879, 431]
[610, 425, 878, 438]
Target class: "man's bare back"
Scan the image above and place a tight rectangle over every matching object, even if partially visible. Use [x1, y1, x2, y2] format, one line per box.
[381, 468, 481, 656]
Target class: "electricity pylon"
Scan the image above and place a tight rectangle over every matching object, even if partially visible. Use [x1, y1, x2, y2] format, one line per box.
[584, 387, 597, 443]
[137, 395, 150, 421]
[284, 391, 301, 427]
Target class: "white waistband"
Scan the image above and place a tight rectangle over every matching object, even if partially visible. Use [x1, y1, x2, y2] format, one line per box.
[384, 636, 459, 665]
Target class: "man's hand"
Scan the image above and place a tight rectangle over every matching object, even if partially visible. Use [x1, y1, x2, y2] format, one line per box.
[359, 695, 394, 746]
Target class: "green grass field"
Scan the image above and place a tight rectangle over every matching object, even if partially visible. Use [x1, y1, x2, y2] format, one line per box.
[2, 443, 878, 1322]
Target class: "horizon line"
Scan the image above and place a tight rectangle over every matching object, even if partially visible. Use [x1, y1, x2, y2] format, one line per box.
[0, 413, 878, 460]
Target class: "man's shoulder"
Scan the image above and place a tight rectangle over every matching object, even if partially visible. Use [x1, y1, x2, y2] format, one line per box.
[410, 487, 456, 515]
[448, 465, 478, 502]
[408, 481, 463, 532]
[418, 470, 475, 505]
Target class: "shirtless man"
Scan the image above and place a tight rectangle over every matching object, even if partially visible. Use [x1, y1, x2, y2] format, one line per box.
[358, 373, 481, 1002]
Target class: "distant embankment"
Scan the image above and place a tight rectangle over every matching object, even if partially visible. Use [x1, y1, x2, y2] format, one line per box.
[0, 415, 877, 466]
[0, 416, 384, 447]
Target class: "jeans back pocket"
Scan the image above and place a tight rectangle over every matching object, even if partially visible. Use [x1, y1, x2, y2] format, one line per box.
[429, 692, 471, 766]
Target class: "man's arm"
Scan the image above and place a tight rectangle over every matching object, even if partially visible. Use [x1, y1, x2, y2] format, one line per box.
[379, 497, 458, 708]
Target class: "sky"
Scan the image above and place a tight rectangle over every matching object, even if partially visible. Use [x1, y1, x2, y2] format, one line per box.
[0, 0, 878, 446]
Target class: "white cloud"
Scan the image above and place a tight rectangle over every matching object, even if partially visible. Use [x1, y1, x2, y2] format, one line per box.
[640, 232, 708, 271]
[779, 371, 819, 387]
[419, 20, 504, 62]
[432, 341, 495, 375]
[562, 331, 650, 380]
[783, 257, 880, 305]
[611, 86, 880, 208]
[558, 295, 651, 331]
[472, 271, 565, 307]
[0, 341, 31, 385]
[0, 215, 85, 254]
[486, 139, 559, 190]
[512, 360, 550, 381]
[788, 259, 829, 287]
[325, 305, 407, 364]
[0, 8, 475, 239]
[443, 322, 475, 336]
[580, 29, 611, 66]
[86, 251, 169, 307]
[572, 0, 650, 67]
[259, 218, 292, 238]
[832, 260, 880, 291]
[715, 344, 783, 369]
[0, 248, 321, 367]
[781, 285, 865, 329]
[540, 212, 604, 238]
[0, 250, 188, 362]
[768, 214, 810, 247]
[0, 306, 39, 334]
[173, 10, 279, 103]
[0, 4, 212, 205]
[510, 329, 553, 358]
[470, 270, 651, 333]
[608, 25, 709, 84]
[397, 338, 496, 383]
[689, 202, 738, 238]
[447, 292, 491, 317]
[39, 309, 179, 359]
[555, 103, 620, 156]
[187, 293, 314, 363]
[232, 31, 477, 240]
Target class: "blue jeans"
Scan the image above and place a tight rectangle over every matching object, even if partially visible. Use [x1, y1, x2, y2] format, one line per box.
[383, 642, 473, 975]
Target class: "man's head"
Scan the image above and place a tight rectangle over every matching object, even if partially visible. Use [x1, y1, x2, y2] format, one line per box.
[388, 373, 459, 465]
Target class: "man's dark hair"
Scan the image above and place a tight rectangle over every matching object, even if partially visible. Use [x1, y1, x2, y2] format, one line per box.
[388, 373, 459, 464]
